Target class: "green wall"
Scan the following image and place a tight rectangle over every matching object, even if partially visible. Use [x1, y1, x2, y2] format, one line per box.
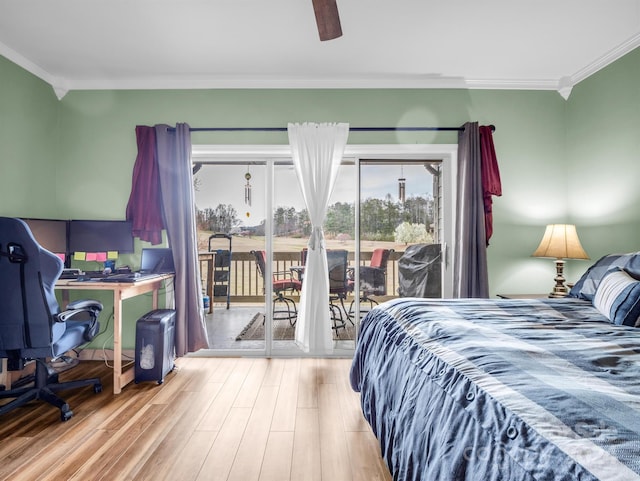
[41, 85, 570, 297]
[566, 48, 640, 276]
[0, 56, 60, 217]
[3, 49, 639, 315]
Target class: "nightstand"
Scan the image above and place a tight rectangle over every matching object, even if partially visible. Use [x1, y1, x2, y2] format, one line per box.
[497, 293, 550, 299]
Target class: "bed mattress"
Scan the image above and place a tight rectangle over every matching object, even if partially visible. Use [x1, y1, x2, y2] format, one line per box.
[350, 297, 640, 481]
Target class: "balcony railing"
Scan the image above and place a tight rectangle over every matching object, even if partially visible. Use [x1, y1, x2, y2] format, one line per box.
[199, 250, 403, 309]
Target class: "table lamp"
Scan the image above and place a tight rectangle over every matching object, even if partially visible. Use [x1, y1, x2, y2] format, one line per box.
[532, 224, 589, 298]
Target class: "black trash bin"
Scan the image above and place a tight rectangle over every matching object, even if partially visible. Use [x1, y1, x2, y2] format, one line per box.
[135, 309, 176, 384]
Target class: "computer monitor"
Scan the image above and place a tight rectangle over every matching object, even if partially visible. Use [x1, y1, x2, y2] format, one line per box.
[140, 248, 175, 274]
[21, 218, 68, 255]
[68, 220, 134, 253]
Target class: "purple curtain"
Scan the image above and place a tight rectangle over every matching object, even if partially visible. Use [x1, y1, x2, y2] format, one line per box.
[454, 122, 490, 298]
[125, 126, 165, 245]
[155, 124, 209, 356]
[126, 124, 209, 356]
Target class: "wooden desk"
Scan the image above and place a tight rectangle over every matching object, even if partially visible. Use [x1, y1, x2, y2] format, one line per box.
[56, 274, 174, 394]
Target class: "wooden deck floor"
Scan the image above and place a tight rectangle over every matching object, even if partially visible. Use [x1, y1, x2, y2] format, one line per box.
[0, 357, 391, 481]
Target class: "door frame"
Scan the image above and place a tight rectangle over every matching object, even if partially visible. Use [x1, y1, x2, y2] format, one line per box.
[192, 143, 458, 357]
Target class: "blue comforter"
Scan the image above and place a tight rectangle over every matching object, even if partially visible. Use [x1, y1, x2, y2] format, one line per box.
[350, 297, 640, 481]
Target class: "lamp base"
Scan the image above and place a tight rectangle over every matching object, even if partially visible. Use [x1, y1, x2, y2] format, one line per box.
[549, 288, 568, 298]
[549, 258, 569, 298]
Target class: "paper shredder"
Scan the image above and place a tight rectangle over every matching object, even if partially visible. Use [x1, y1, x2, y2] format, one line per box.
[135, 309, 176, 384]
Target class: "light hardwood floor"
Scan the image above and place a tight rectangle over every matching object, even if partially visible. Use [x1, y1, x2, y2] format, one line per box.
[0, 357, 392, 481]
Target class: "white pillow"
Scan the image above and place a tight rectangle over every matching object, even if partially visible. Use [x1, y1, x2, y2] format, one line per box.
[593, 268, 640, 326]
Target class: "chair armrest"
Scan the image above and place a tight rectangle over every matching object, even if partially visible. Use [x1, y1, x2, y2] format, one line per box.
[289, 266, 305, 281]
[56, 299, 103, 323]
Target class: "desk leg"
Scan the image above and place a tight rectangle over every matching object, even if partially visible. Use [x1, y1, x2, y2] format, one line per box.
[112, 291, 124, 394]
[113, 285, 161, 394]
[113, 291, 135, 394]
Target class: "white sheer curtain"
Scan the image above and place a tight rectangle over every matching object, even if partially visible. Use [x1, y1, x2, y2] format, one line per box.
[288, 122, 349, 354]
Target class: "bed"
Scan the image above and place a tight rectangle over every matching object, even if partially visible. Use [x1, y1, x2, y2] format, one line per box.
[350, 253, 640, 481]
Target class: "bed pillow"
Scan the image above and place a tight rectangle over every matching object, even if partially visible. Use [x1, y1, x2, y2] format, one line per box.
[569, 252, 640, 301]
[592, 268, 640, 326]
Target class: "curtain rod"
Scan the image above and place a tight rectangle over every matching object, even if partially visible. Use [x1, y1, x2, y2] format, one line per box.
[170, 125, 495, 133]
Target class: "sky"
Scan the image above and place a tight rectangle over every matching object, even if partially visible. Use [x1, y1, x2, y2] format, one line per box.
[194, 163, 434, 227]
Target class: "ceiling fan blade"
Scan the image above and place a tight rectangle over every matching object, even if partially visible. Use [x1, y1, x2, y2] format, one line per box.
[312, 0, 342, 41]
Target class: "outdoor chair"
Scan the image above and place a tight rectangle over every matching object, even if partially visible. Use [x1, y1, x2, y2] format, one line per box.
[327, 249, 351, 333]
[252, 250, 301, 326]
[348, 248, 394, 318]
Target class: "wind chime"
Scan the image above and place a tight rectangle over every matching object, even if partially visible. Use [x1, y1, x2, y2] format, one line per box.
[244, 166, 252, 218]
[398, 166, 406, 204]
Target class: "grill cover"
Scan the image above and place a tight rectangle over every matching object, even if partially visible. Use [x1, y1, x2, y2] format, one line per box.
[397, 243, 441, 298]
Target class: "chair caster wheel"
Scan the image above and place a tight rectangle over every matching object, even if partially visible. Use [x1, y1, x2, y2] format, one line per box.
[94, 383, 102, 394]
[61, 406, 73, 422]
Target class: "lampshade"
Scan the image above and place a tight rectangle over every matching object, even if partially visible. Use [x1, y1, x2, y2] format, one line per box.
[532, 224, 589, 260]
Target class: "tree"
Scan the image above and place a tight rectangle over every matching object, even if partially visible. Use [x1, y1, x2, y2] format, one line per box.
[199, 204, 239, 233]
[296, 209, 311, 237]
[394, 222, 431, 245]
[325, 202, 354, 237]
[273, 207, 288, 236]
[403, 195, 433, 226]
[382, 194, 402, 237]
[360, 198, 385, 240]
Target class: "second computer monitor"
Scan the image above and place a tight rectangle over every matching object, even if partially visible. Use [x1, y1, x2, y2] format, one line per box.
[69, 220, 134, 254]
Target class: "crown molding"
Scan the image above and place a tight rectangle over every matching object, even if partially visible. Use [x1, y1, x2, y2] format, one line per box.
[3, 34, 640, 101]
[62, 74, 470, 91]
[570, 32, 640, 86]
[0, 42, 56, 87]
[0, 41, 69, 100]
[58, 74, 562, 95]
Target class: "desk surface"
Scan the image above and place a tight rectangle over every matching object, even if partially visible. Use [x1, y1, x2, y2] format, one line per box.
[56, 274, 173, 298]
[56, 273, 173, 288]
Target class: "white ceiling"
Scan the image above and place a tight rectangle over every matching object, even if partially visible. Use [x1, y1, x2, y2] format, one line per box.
[1, 0, 640, 100]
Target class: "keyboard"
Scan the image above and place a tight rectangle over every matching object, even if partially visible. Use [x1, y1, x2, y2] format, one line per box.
[60, 270, 109, 280]
[99, 273, 161, 283]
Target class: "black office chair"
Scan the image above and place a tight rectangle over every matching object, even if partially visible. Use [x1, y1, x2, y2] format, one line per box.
[0, 217, 103, 421]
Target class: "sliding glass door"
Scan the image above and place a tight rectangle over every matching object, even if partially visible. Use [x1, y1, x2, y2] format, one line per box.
[356, 160, 443, 317]
[191, 143, 456, 356]
[193, 158, 357, 356]
[194, 161, 267, 353]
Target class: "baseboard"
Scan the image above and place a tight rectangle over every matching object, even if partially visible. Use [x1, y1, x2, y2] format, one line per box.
[78, 349, 135, 361]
